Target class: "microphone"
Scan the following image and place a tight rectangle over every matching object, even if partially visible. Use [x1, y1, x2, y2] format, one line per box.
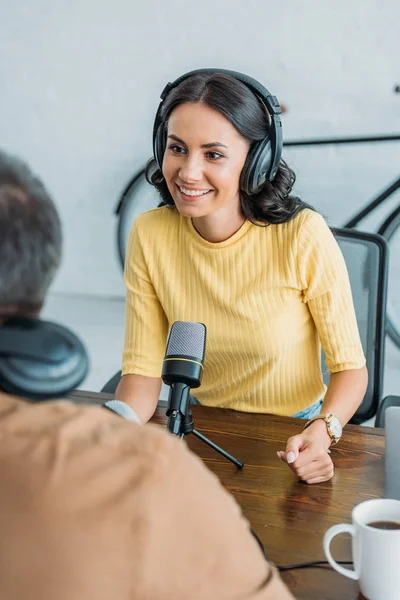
[162, 321, 207, 436]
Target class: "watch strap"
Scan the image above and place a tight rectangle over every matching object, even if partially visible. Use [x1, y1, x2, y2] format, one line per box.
[303, 413, 332, 430]
[303, 413, 341, 444]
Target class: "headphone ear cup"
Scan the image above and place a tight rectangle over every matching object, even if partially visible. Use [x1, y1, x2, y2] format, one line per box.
[241, 137, 273, 195]
[0, 318, 89, 401]
[240, 144, 258, 195]
[153, 123, 166, 172]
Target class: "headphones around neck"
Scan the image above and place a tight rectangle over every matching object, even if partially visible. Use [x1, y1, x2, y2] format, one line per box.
[0, 317, 89, 401]
[152, 68, 283, 195]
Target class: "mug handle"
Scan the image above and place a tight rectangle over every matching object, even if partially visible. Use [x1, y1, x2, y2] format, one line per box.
[323, 524, 358, 580]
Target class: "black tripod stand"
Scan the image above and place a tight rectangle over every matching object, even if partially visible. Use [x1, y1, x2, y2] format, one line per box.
[166, 382, 244, 469]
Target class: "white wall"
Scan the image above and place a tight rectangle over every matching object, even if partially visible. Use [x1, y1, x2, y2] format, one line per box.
[1, 0, 399, 297]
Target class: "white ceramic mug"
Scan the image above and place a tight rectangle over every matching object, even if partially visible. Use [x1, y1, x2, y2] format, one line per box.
[324, 498, 400, 600]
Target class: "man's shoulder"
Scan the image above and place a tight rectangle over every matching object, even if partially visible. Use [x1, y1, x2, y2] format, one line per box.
[0, 396, 175, 495]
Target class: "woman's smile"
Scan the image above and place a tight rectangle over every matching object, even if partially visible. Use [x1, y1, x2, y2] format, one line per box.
[175, 183, 214, 202]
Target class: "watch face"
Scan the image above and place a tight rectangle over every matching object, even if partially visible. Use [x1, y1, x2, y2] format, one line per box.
[329, 416, 342, 438]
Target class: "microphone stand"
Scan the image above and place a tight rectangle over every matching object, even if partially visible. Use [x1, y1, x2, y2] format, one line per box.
[166, 384, 244, 469]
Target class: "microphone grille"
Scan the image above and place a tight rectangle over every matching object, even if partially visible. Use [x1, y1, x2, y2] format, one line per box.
[165, 321, 206, 361]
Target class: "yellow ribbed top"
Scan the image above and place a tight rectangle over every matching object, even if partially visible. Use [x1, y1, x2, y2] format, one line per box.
[122, 207, 365, 416]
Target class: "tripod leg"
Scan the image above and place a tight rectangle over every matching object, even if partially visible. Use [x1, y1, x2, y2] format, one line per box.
[192, 429, 244, 469]
[166, 396, 244, 468]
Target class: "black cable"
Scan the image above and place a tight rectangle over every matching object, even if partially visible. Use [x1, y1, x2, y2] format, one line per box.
[276, 560, 353, 572]
[250, 528, 353, 572]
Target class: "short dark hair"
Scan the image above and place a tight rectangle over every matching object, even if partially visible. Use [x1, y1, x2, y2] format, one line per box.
[0, 149, 62, 308]
[146, 72, 313, 225]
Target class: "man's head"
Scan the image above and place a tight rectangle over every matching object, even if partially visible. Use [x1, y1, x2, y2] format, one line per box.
[0, 149, 62, 321]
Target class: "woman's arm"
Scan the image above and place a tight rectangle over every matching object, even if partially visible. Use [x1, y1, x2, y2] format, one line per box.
[305, 365, 368, 444]
[278, 365, 368, 484]
[119, 220, 169, 424]
[279, 211, 369, 483]
[115, 374, 161, 424]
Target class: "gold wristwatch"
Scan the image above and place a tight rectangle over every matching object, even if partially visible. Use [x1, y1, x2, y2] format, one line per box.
[303, 413, 343, 445]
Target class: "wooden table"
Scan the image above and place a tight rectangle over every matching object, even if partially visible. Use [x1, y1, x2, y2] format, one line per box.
[70, 391, 385, 600]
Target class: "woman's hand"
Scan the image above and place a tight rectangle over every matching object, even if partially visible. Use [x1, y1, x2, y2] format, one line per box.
[277, 421, 334, 484]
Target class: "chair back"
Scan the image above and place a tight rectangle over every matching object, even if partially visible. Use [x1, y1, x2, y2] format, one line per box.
[322, 228, 388, 424]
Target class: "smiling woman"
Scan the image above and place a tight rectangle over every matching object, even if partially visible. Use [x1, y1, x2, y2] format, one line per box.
[116, 69, 368, 486]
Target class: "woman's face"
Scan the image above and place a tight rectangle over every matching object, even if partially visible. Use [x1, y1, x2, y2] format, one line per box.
[162, 102, 249, 219]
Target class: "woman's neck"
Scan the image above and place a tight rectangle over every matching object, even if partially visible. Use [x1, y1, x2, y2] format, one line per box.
[192, 206, 246, 243]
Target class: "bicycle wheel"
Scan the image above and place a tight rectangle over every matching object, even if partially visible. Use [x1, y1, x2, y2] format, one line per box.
[378, 204, 400, 349]
[115, 168, 160, 270]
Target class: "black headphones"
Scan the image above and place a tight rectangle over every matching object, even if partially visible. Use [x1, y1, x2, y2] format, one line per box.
[0, 317, 89, 401]
[152, 68, 283, 195]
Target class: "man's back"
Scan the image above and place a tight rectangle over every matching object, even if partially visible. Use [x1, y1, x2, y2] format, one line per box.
[0, 395, 293, 599]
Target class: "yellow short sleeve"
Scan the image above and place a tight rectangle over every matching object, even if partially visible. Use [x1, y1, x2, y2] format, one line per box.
[121, 221, 168, 378]
[297, 212, 366, 373]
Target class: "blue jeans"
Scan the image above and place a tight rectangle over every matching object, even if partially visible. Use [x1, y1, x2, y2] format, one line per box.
[190, 395, 323, 419]
[292, 399, 323, 419]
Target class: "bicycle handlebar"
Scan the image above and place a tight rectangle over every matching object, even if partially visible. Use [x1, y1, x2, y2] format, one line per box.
[284, 134, 400, 147]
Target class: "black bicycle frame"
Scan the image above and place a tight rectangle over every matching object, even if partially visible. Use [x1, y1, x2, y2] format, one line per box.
[283, 133, 400, 228]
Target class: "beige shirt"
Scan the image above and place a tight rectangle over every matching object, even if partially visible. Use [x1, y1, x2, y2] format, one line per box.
[0, 394, 294, 600]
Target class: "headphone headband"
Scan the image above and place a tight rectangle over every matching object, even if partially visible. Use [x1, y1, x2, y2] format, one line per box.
[160, 68, 282, 116]
[0, 317, 89, 400]
[152, 68, 283, 192]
